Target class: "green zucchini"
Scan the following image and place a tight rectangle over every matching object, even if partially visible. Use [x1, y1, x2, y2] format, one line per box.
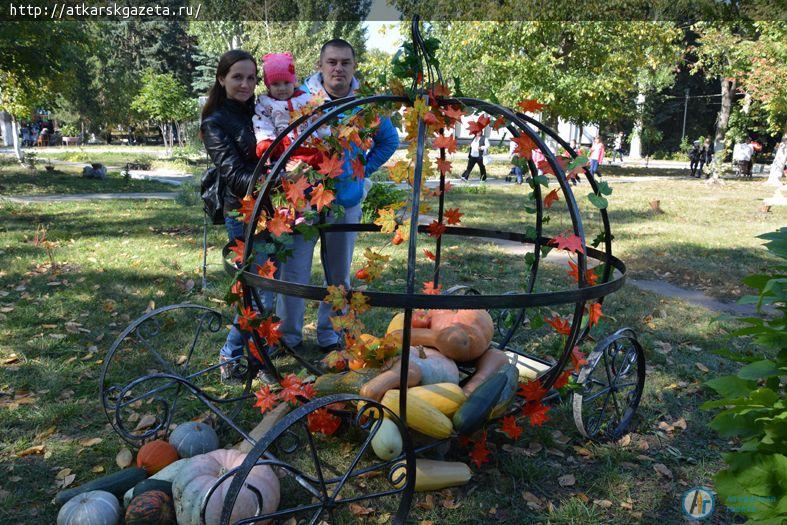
[55, 466, 147, 505]
[489, 364, 520, 420]
[452, 371, 508, 435]
[314, 368, 380, 395]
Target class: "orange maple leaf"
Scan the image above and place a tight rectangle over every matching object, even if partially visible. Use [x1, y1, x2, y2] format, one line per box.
[467, 114, 491, 136]
[253, 385, 279, 415]
[256, 259, 277, 279]
[430, 83, 451, 98]
[350, 157, 365, 180]
[442, 105, 464, 124]
[307, 407, 342, 435]
[549, 233, 585, 254]
[427, 220, 447, 238]
[553, 370, 572, 389]
[444, 208, 462, 225]
[500, 415, 523, 440]
[586, 302, 603, 327]
[256, 315, 282, 347]
[423, 249, 436, 261]
[237, 195, 256, 223]
[571, 346, 588, 372]
[522, 401, 550, 426]
[544, 315, 571, 336]
[433, 134, 457, 153]
[248, 339, 264, 363]
[237, 305, 257, 332]
[278, 374, 305, 404]
[517, 379, 547, 402]
[443, 181, 453, 193]
[511, 133, 537, 160]
[283, 177, 310, 208]
[267, 208, 293, 237]
[469, 431, 491, 468]
[318, 153, 344, 178]
[492, 116, 507, 130]
[228, 239, 246, 264]
[567, 260, 598, 286]
[544, 189, 560, 208]
[422, 281, 442, 295]
[436, 158, 452, 176]
[310, 183, 336, 212]
[517, 99, 545, 113]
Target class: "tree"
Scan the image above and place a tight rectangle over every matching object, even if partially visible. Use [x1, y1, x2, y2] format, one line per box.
[131, 69, 193, 155]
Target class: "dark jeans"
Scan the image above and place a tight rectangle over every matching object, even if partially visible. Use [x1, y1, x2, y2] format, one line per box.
[462, 155, 487, 181]
[690, 159, 700, 177]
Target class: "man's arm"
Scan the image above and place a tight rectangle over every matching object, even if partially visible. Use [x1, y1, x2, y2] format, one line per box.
[365, 116, 399, 177]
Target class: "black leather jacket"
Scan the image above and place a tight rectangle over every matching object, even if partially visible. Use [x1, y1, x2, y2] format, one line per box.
[200, 98, 258, 214]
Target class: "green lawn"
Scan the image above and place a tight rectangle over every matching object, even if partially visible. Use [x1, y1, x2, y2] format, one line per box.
[0, 160, 782, 523]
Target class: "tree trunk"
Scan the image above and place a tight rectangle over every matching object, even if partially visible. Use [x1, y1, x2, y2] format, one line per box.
[629, 91, 647, 159]
[11, 117, 24, 163]
[168, 123, 174, 156]
[765, 123, 787, 187]
[713, 78, 736, 156]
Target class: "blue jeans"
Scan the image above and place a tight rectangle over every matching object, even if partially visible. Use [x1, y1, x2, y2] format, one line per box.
[589, 159, 599, 177]
[220, 216, 279, 359]
[277, 203, 362, 348]
[512, 165, 524, 184]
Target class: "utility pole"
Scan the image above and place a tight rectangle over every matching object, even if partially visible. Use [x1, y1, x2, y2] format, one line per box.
[681, 88, 689, 143]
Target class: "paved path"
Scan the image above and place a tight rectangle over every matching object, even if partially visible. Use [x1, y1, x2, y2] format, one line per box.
[2, 192, 178, 203]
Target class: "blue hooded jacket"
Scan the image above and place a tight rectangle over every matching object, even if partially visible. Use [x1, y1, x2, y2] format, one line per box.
[301, 72, 399, 208]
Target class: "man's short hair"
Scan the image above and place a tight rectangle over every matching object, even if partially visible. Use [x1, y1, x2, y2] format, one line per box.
[320, 39, 355, 60]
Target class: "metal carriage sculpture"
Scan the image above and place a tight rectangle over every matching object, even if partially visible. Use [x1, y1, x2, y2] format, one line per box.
[99, 18, 645, 525]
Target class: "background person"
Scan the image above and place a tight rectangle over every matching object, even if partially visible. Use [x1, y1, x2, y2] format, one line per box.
[460, 133, 489, 181]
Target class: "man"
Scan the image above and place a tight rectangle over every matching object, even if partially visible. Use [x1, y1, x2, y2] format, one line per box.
[732, 138, 754, 179]
[277, 39, 399, 352]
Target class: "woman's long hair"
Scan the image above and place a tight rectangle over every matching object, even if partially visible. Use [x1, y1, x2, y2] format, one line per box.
[201, 49, 257, 123]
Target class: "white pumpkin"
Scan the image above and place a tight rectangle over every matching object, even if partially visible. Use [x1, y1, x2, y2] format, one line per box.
[172, 449, 279, 525]
[169, 422, 219, 458]
[57, 490, 120, 525]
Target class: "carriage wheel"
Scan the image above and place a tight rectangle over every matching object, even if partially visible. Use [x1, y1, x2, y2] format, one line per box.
[219, 394, 416, 525]
[99, 304, 254, 446]
[572, 328, 645, 441]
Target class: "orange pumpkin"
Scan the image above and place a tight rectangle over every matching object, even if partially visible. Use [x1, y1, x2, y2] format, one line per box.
[136, 440, 179, 475]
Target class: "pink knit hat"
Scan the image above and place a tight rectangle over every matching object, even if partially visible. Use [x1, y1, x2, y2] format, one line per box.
[262, 53, 296, 87]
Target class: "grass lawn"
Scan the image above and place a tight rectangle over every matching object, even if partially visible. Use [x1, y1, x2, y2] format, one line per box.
[0, 159, 782, 523]
[0, 158, 181, 196]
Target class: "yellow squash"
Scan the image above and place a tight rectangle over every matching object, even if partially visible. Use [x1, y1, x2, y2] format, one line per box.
[392, 458, 472, 492]
[381, 389, 453, 439]
[407, 383, 467, 416]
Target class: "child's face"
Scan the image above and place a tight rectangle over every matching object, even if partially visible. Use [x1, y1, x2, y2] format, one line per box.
[269, 81, 295, 101]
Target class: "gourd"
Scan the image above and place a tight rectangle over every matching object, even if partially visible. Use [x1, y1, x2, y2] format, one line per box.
[390, 309, 494, 362]
[55, 467, 148, 505]
[370, 418, 403, 460]
[124, 459, 191, 507]
[488, 364, 520, 420]
[407, 383, 467, 417]
[380, 389, 453, 439]
[314, 368, 380, 396]
[392, 459, 472, 492]
[452, 370, 508, 435]
[359, 360, 422, 402]
[461, 347, 510, 396]
[409, 347, 459, 385]
[57, 490, 121, 525]
[137, 440, 180, 475]
[168, 422, 219, 458]
[124, 490, 176, 525]
[172, 448, 279, 525]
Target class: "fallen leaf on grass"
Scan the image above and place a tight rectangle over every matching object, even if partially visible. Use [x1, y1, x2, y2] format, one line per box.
[594, 499, 613, 508]
[573, 445, 594, 458]
[653, 463, 673, 479]
[56, 468, 72, 480]
[695, 362, 709, 373]
[91, 465, 104, 474]
[558, 474, 576, 487]
[135, 414, 157, 431]
[116, 448, 133, 468]
[56, 474, 76, 489]
[552, 430, 571, 445]
[17, 445, 45, 457]
[653, 341, 672, 354]
[348, 503, 375, 516]
[575, 492, 589, 503]
[79, 437, 102, 447]
[673, 418, 687, 430]
[416, 494, 435, 511]
[617, 434, 631, 447]
[176, 355, 188, 365]
[2, 354, 20, 365]
[34, 426, 57, 441]
[522, 491, 543, 510]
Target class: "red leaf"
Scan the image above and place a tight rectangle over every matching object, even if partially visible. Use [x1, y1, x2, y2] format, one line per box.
[267, 208, 293, 237]
[500, 415, 523, 440]
[567, 260, 598, 286]
[511, 134, 537, 160]
[427, 220, 447, 238]
[236, 196, 256, 224]
[517, 99, 545, 113]
[283, 177, 310, 208]
[467, 114, 491, 136]
[423, 249, 436, 261]
[571, 346, 588, 372]
[587, 302, 603, 327]
[307, 407, 342, 435]
[248, 339, 263, 362]
[444, 208, 462, 225]
[468, 431, 491, 468]
[436, 158, 452, 176]
[351, 157, 365, 180]
[237, 305, 257, 332]
[279, 374, 305, 404]
[256, 259, 277, 279]
[318, 153, 344, 178]
[310, 183, 336, 212]
[553, 370, 572, 389]
[492, 116, 507, 130]
[522, 401, 550, 426]
[517, 379, 547, 402]
[229, 239, 246, 264]
[422, 281, 442, 295]
[256, 316, 282, 347]
[544, 315, 571, 336]
[433, 135, 457, 153]
[253, 385, 279, 415]
[549, 233, 584, 254]
[543, 189, 560, 208]
[442, 105, 464, 124]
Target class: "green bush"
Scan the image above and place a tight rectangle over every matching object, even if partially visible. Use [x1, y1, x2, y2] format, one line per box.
[59, 123, 79, 137]
[703, 227, 786, 525]
[362, 182, 407, 223]
[175, 177, 200, 207]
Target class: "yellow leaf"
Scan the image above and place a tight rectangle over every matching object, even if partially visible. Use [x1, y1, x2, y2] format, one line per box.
[79, 437, 102, 447]
[374, 208, 398, 234]
[116, 448, 133, 468]
[17, 445, 45, 457]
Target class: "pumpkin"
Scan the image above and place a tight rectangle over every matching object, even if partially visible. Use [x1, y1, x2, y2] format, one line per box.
[390, 309, 494, 362]
[57, 490, 121, 525]
[137, 440, 179, 475]
[168, 422, 219, 458]
[124, 459, 191, 508]
[125, 490, 176, 525]
[172, 449, 279, 525]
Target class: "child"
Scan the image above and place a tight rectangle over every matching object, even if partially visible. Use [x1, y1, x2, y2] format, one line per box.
[589, 135, 605, 178]
[253, 53, 322, 167]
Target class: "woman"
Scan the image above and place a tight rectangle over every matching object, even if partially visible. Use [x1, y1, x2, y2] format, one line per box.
[460, 134, 489, 181]
[201, 50, 276, 382]
[588, 135, 605, 178]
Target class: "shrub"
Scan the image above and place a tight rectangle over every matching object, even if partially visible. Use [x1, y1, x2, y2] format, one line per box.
[362, 182, 407, 223]
[703, 227, 786, 524]
[176, 177, 201, 207]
